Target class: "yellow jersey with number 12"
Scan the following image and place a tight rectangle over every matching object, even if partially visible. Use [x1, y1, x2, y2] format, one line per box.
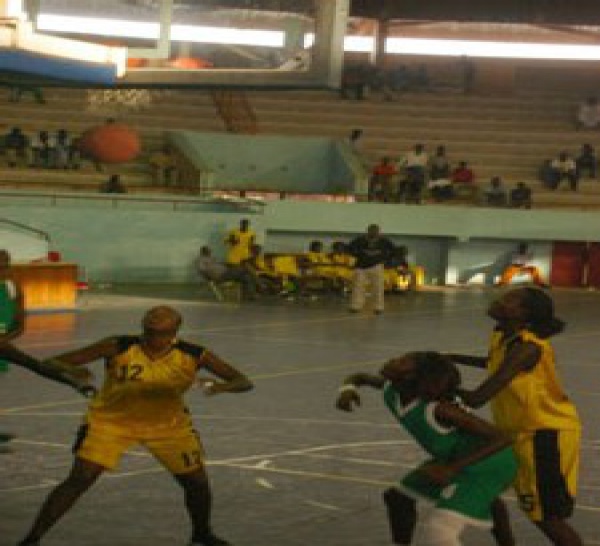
[86, 336, 204, 437]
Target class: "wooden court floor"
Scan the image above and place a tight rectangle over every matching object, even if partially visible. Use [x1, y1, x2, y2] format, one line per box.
[1, 286, 599, 545]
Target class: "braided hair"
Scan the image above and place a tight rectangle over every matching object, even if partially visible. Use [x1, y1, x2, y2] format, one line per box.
[520, 287, 565, 339]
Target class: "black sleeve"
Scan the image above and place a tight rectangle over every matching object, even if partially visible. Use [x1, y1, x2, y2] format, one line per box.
[115, 335, 140, 355]
[176, 340, 206, 359]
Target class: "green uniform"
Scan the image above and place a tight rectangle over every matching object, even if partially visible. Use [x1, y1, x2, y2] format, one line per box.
[383, 383, 517, 526]
[0, 280, 18, 372]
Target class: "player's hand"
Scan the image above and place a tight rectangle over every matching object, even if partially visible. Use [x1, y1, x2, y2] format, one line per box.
[197, 377, 219, 396]
[419, 463, 457, 486]
[336, 387, 361, 412]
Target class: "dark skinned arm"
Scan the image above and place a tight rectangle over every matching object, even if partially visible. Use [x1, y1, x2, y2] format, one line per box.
[336, 372, 386, 412]
[420, 400, 513, 485]
[197, 349, 253, 395]
[446, 353, 488, 369]
[457, 340, 541, 409]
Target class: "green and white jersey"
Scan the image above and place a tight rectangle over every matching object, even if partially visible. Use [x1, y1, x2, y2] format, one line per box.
[0, 279, 18, 335]
[383, 382, 517, 525]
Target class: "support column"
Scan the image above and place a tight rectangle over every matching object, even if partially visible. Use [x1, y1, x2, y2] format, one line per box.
[373, 18, 389, 69]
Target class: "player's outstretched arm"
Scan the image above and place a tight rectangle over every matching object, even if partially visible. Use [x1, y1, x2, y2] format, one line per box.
[336, 372, 385, 412]
[197, 350, 253, 395]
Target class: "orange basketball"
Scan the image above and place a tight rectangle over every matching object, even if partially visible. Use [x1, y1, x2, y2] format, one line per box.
[80, 123, 141, 164]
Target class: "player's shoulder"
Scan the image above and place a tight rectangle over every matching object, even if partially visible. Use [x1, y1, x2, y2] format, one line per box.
[174, 340, 206, 358]
[108, 335, 141, 354]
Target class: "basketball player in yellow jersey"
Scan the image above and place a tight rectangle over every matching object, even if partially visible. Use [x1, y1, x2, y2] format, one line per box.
[224, 218, 255, 265]
[18, 306, 253, 546]
[449, 288, 583, 546]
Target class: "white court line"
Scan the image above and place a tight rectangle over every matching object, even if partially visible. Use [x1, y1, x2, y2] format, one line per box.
[4, 438, 600, 516]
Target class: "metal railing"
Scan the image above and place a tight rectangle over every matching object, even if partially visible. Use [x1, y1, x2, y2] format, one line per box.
[0, 190, 265, 214]
[0, 217, 51, 241]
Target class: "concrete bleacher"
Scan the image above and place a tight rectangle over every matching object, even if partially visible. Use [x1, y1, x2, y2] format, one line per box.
[1, 84, 599, 209]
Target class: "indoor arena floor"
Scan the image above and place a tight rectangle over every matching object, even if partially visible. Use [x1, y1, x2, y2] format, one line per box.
[1, 286, 599, 546]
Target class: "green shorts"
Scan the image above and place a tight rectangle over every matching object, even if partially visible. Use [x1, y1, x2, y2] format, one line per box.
[399, 447, 517, 526]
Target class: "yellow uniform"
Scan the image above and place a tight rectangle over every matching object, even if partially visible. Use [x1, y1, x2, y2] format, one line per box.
[225, 228, 255, 265]
[487, 329, 581, 521]
[329, 252, 355, 282]
[76, 336, 206, 474]
[306, 251, 332, 277]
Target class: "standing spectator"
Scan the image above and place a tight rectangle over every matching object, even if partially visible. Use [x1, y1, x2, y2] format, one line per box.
[451, 160, 477, 199]
[575, 143, 596, 179]
[550, 152, 578, 191]
[370, 156, 397, 202]
[575, 96, 600, 129]
[498, 243, 548, 287]
[509, 182, 532, 209]
[224, 218, 255, 266]
[482, 176, 507, 207]
[347, 224, 395, 315]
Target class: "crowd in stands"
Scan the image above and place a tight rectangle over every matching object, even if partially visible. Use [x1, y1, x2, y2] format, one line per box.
[367, 142, 539, 207]
[2, 126, 80, 170]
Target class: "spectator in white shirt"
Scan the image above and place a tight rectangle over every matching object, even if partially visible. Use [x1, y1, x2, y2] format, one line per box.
[549, 152, 578, 191]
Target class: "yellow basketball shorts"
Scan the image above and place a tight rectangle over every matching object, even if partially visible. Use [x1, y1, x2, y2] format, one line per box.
[73, 423, 205, 475]
[512, 429, 580, 522]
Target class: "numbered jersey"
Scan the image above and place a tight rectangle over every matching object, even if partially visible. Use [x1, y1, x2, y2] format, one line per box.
[86, 336, 205, 437]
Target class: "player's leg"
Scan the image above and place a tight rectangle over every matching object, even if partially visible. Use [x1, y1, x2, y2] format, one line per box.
[349, 267, 368, 311]
[18, 458, 105, 545]
[416, 509, 465, 546]
[490, 498, 516, 546]
[383, 487, 417, 545]
[150, 430, 229, 546]
[535, 520, 583, 546]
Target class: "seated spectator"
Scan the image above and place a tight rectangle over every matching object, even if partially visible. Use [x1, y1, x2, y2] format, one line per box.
[538, 158, 556, 188]
[399, 143, 428, 203]
[54, 129, 79, 169]
[482, 176, 507, 207]
[196, 246, 257, 299]
[327, 241, 355, 293]
[149, 146, 178, 185]
[4, 127, 28, 168]
[29, 130, 56, 168]
[575, 143, 596, 179]
[340, 64, 370, 100]
[498, 243, 548, 287]
[509, 182, 532, 209]
[100, 174, 127, 194]
[384, 246, 413, 292]
[451, 160, 477, 199]
[428, 145, 450, 181]
[427, 145, 453, 201]
[244, 244, 284, 295]
[576, 96, 600, 129]
[348, 129, 363, 153]
[549, 151, 578, 190]
[370, 156, 397, 202]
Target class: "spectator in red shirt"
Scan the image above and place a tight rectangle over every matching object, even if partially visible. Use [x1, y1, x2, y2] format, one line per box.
[451, 161, 477, 200]
[370, 156, 397, 202]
